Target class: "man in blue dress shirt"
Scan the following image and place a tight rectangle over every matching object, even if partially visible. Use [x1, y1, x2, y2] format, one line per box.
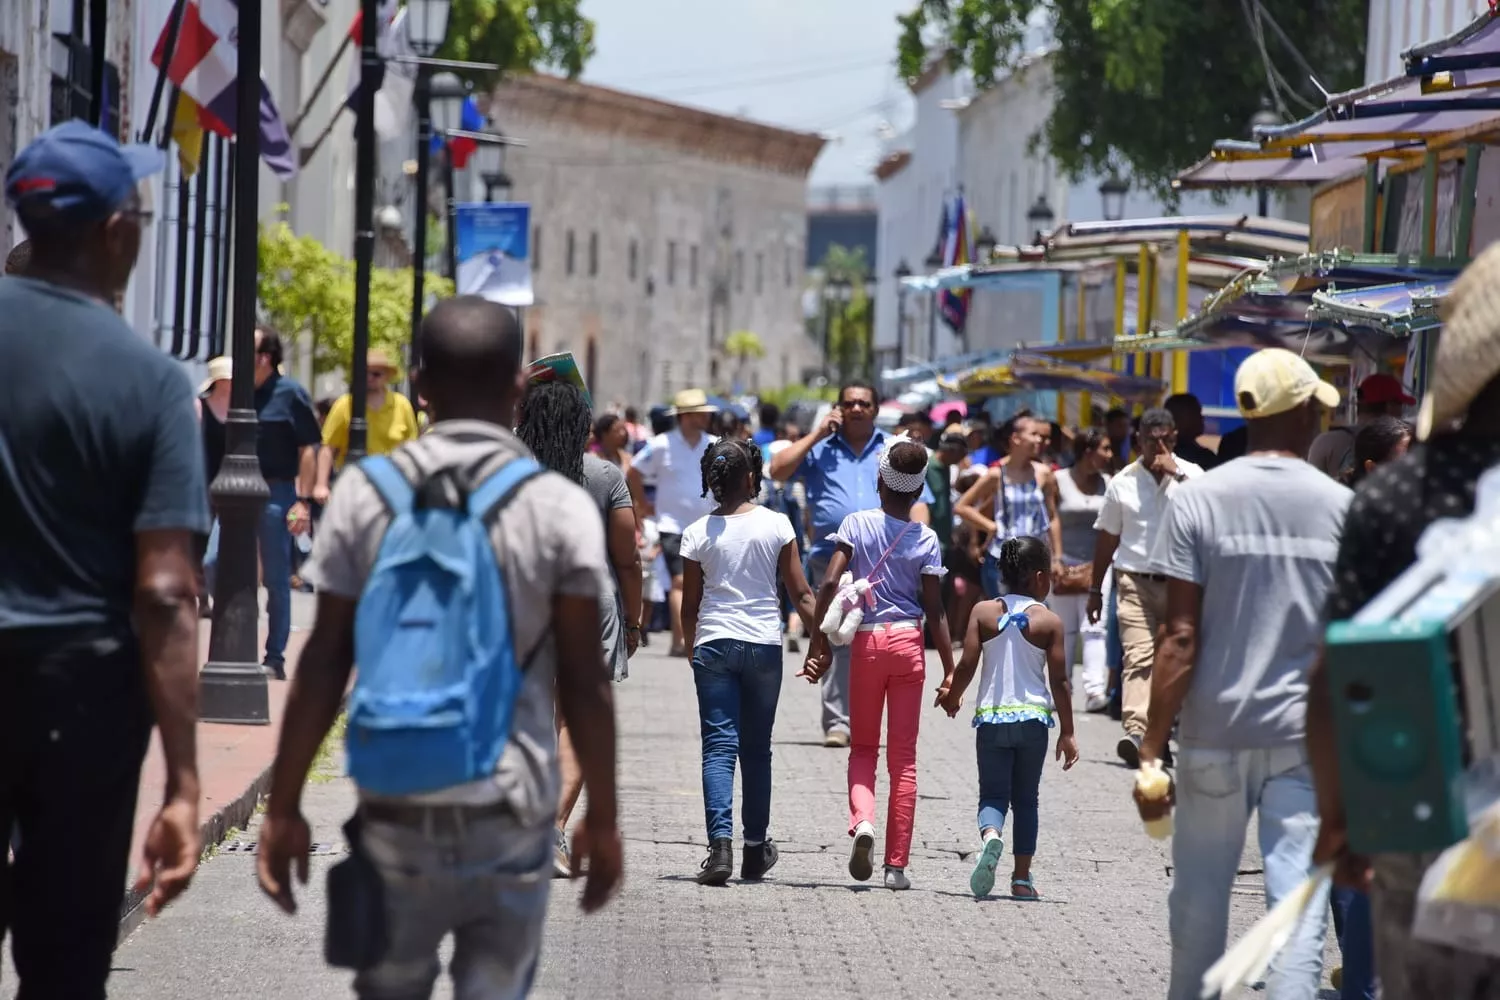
[768, 381, 932, 745]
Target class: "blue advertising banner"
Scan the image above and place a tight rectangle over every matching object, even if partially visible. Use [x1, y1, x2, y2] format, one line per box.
[454, 202, 533, 307]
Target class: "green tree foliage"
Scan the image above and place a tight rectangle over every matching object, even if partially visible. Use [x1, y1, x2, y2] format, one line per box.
[442, 0, 596, 86]
[257, 214, 453, 378]
[896, 0, 1366, 196]
[818, 244, 874, 383]
[723, 329, 766, 392]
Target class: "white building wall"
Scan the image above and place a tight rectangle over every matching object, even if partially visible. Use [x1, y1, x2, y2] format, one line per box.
[0, 0, 56, 253]
[872, 64, 970, 369]
[1366, 0, 1490, 83]
[955, 53, 1260, 355]
[492, 106, 819, 408]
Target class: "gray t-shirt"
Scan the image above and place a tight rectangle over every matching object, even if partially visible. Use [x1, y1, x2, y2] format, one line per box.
[582, 453, 633, 680]
[1149, 456, 1352, 749]
[303, 420, 611, 826]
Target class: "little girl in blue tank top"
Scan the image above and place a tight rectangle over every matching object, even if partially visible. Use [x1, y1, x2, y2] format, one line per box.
[940, 536, 1079, 900]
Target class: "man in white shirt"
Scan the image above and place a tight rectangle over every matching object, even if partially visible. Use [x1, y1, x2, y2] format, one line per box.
[627, 389, 719, 656]
[1087, 408, 1203, 767]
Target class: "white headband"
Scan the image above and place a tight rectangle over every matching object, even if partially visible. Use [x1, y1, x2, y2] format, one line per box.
[879, 449, 926, 494]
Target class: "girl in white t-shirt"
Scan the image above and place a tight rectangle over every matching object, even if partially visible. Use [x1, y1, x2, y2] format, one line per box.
[680, 438, 817, 887]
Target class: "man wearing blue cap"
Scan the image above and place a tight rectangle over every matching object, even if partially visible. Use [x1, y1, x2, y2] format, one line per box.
[0, 121, 209, 995]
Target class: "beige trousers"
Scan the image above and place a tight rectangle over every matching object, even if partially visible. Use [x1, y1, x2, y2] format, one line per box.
[1116, 570, 1167, 738]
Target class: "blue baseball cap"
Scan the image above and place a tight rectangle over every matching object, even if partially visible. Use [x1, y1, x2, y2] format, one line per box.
[5, 120, 165, 221]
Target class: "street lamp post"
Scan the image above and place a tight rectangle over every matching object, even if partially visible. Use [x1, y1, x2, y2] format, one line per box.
[474, 134, 512, 202]
[1099, 175, 1129, 222]
[1027, 194, 1056, 247]
[429, 72, 470, 280]
[974, 226, 997, 264]
[200, 0, 270, 724]
[346, 0, 383, 464]
[924, 247, 942, 363]
[894, 259, 911, 376]
[1249, 102, 1281, 218]
[404, 0, 451, 397]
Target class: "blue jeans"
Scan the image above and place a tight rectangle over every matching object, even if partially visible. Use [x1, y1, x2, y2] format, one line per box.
[692, 639, 783, 843]
[974, 720, 1050, 855]
[201, 480, 297, 667]
[979, 553, 1001, 600]
[1168, 745, 1329, 1000]
[1331, 885, 1376, 999]
[353, 810, 551, 1000]
[805, 551, 850, 736]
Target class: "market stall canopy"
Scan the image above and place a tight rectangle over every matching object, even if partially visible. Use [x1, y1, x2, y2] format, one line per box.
[1046, 216, 1309, 261]
[1308, 279, 1454, 338]
[1123, 254, 1461, 361]
[936, 353, 1166, 401]
[1407, 9, 1500, 77]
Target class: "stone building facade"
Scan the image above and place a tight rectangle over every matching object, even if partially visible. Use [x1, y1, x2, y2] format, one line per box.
[488, 74, 826, 408]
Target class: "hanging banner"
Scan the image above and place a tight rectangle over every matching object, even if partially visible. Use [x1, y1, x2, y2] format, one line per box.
[454, 202, 534, 307]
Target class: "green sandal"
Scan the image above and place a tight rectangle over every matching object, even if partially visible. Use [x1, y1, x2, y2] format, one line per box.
[1010, 877, 1040, 900]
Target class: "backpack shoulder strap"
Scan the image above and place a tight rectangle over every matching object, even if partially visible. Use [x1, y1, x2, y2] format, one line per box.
[468, 456, 544, 520]
[360, 455, 415, 515]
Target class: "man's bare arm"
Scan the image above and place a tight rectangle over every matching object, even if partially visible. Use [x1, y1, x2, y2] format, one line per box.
[1142, 577, 1202, 763]
[134, 529, 202, 804]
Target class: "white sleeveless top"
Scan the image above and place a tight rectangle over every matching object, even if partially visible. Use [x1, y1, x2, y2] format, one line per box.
[972, 595, 1054, 728]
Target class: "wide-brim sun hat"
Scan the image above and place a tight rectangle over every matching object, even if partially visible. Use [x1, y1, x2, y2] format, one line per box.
[1416, 242, 1500, 440]
[669, 388, 719, 416]
[198, 356, 232, 394]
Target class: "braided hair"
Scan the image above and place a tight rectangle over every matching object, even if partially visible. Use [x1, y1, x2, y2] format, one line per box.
[700, 437, 762, 507]
[516, 380, 589, 484]
[998, 536, 1051, 595]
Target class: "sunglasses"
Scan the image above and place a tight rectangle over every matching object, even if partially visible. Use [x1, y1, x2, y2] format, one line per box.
[839, 399, 875, 410]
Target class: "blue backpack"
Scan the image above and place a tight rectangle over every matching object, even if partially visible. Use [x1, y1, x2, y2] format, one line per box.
[347, 454, 542, 797]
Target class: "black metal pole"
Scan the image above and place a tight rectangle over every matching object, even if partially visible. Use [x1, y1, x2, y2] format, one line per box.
[927, 293, 938, 362]
[407, 67, 432, 405]
[820, 291, 834, 379]
[139, 0, 189, 142]
[187, 149, 211, 360]
[201, 0, 270, 725]
[206, 137, 225, 357]
[444, 153, 457, 280]
[88, 0, 106, 126]
[896, 287, 907, 371]
[348, 0, 378, 463]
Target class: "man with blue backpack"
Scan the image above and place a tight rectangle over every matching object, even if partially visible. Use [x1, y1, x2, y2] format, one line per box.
[256, 296, 622, 999]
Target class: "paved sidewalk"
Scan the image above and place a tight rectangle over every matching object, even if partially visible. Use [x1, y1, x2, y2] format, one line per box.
[119, 590, 317, 935]
[68, 641, 1340, 1000]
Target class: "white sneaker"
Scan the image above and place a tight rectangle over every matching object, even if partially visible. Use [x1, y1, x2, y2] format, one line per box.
[848, 821, 876, 882]
[884, 866, 911, 891]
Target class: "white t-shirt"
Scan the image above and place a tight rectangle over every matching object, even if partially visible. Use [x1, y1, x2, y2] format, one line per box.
[634, 429, 718, 534]
[680, 505, 796, 647]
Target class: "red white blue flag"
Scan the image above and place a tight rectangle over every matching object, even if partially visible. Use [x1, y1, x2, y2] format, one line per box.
[150, 0, 296, 178]
[939, 194, 972, 334]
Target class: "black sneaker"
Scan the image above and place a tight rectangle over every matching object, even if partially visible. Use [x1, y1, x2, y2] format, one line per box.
[741, 839, 779, 881]
[1116, 734, 1141, 769]
[696, 837, 733, 886]
[263, 659, 287, 681]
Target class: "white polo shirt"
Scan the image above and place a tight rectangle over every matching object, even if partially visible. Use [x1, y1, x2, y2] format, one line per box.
[1092, 457, 1204, 574]
[633, 429, 718, 534]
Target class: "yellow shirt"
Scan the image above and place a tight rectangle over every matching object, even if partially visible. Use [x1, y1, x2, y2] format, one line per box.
[321, 390, 420, 468]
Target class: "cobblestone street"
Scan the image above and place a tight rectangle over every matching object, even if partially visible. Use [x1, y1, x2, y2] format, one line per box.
[68, 644, 1338, 999]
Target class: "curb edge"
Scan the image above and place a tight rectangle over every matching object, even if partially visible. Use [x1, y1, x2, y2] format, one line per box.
[116, 763, 275, 945]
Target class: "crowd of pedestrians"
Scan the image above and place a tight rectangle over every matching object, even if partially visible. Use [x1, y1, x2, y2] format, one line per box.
[6, 119, 1500, 1000]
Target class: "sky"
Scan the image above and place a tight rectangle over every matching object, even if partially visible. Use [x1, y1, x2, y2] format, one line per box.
[577, 0, 917, 187]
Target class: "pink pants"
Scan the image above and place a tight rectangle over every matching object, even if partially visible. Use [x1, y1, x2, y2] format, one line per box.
[847, 625, 926, 869]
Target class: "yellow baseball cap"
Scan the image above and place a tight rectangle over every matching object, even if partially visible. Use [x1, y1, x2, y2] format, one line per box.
[1234, 348, 1340, 419]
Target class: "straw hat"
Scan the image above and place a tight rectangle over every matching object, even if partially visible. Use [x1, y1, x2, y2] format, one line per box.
[367, 348, 397, 374]
[669, 388, 719, 416]
[198, 356, 232, 394]
[1417, 243, 1500, 440]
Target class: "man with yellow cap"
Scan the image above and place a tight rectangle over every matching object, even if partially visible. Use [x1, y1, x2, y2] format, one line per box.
[1309, 244, 1500, 997]
[312, 348, 420, 503]
[1135, 347, 1351, 1000]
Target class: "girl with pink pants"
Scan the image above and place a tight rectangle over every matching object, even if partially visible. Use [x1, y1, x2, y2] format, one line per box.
[802, 442, 956, 890]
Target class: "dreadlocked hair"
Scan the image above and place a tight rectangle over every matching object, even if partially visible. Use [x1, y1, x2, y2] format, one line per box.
[516, 380, 590, 485]
[700, 437, 762, 506]
[998, 536, 1051, 593]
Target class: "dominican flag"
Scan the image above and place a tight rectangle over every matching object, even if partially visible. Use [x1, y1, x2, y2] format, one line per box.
[431, 97, 486, 169]
[150, 0, 296, 178]
[345, 2, 416, 141]
[938, 194, 972, 334]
